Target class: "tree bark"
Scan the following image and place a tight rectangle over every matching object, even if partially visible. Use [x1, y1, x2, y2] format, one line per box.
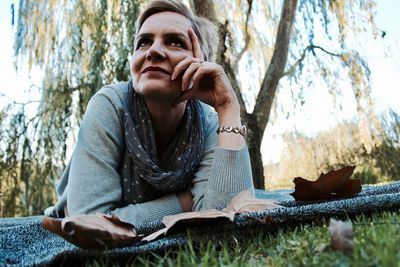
[191, 0, 298, 189]
[244, 112, 265, 189]
[254, 0, 298, 131]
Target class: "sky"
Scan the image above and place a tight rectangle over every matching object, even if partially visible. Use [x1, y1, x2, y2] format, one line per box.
[0, 0, 399, 164]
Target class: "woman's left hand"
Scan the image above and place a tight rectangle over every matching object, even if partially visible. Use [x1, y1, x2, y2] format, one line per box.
[172, 29, 239, 113]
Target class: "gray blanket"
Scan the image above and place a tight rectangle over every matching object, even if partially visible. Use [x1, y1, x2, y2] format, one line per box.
[1, 182, 399, 266]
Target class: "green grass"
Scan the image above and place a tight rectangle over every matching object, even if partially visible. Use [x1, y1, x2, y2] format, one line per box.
[84, 210, 400, 267]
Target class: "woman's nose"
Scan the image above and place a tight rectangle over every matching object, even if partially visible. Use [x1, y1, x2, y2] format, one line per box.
[146, 42, 166, 61]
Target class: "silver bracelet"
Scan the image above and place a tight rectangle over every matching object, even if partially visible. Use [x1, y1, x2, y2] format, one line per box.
[216, 125, 247, 137]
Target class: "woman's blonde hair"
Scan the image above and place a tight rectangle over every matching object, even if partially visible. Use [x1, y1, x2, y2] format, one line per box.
[135, 0, 219, 62]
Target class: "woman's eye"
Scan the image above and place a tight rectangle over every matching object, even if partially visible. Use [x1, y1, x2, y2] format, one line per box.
[136, 38, 152, 49]
[168, 38, 185, 48]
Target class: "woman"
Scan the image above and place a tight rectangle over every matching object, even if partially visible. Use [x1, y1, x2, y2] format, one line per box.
[45, 0, 254, 226]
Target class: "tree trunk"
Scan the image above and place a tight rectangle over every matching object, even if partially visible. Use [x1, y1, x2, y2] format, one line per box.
[244, 113, 265, 189]
[252, 0, 298, 189]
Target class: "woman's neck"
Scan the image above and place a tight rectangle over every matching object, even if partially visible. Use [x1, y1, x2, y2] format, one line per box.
[144, 99, 187, 153]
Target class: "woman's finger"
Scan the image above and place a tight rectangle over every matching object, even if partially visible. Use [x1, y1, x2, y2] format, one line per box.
[189, 28, 203, 60]
[171, 57, 199, 80]
[182, 62, 201, 90]
[191, 62, 217, 86]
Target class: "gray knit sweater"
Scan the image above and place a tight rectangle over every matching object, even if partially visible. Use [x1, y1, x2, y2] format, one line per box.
[45, 81, 254, 226]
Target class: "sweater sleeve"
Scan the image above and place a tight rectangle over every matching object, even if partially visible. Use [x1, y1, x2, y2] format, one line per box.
[66, 93, 123, 215]
[64, 89, 183, 226]
[191, 110, 254, 211]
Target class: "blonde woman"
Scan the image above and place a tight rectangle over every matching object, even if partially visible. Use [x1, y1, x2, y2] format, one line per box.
[45, 0, 254, 226]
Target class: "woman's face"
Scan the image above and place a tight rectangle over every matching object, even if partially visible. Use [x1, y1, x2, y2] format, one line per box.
[130, 11, 195, 103]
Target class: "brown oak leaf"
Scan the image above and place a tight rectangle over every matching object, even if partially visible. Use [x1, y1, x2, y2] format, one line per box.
[290, 166, 361, 201]
[42, 213, 142, 249]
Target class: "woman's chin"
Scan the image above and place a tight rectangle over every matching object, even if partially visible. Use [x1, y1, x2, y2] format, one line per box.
[136, 87, 181, 104]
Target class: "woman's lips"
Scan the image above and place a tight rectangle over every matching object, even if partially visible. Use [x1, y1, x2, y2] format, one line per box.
[142, 66, 170, 75]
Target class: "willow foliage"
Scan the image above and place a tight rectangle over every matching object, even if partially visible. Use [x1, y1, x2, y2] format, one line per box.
[210, 0, 383, 188]
[1, 0, 140, 216]
[215, 0, 378, 114]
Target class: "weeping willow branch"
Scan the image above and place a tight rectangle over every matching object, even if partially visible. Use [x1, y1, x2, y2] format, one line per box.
[232, 0, 253, 73]
[8, 100, 41, 106]
[14, 109, 50, 139]
[282, 45, 343, 77]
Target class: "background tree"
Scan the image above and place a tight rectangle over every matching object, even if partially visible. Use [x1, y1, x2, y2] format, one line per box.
[191, 0, 382, 188]
[1, 0, 140, 216]
[0, 0, 395, 216]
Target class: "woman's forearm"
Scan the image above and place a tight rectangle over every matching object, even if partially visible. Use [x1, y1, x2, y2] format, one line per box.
[111, 193, 183, 226]
[216, 100, 245, 150]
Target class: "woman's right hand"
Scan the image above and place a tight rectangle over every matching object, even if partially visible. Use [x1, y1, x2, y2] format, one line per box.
[171, 29, 239, 114]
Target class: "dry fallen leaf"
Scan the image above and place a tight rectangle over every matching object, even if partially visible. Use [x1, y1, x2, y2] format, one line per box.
[328, 218, 354, 256]
[143, 189, 281, 242]
[224, 189, 282, 213]
[42, 213, 142, 249]
[290, 166, 361, 201]
[143, 209, 235, 242]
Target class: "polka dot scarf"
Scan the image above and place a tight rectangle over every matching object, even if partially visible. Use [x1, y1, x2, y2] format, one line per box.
[120, 81, 204, 204]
